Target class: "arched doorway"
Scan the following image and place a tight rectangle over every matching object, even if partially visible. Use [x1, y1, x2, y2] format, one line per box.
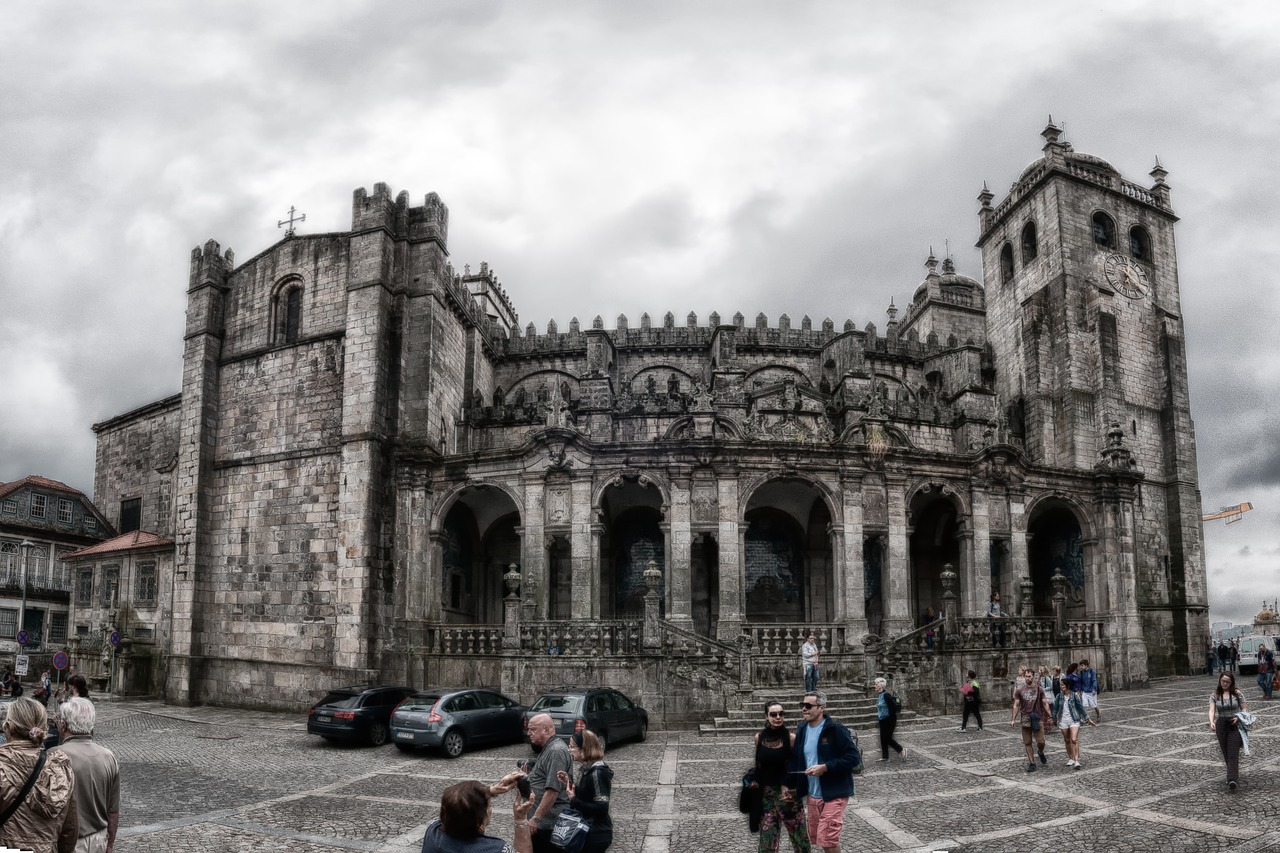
[743, 478, 834, 624]
[908, 497, 961, 626]
[437, 486, 521, 624]
[1028, 504, 1086, 618]
[599, 478, 666, 618]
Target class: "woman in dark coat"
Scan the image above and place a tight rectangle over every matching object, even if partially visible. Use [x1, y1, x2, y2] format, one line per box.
[557, 730, 613, 853]
[752, 702, 809, 853]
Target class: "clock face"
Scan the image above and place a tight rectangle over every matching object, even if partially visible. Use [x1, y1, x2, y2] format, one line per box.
[1103, 254, 1149, 299]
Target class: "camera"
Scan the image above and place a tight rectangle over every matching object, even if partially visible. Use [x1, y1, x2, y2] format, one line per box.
[516, 776, 532, 798]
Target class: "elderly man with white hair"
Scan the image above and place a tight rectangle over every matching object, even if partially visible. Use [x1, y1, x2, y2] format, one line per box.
[54, 698, 119, 853]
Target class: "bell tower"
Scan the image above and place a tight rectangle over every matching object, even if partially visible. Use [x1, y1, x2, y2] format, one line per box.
[976, 120, 1206, 677]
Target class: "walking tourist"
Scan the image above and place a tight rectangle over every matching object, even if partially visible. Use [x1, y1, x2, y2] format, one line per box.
[1077, 659, 1100, 722]
[873, 678, 905, 762]
[523, 713, 572, 853]
[555, 730, 613, 853]
[751, 702, 809, 853]
[787, 691, 859, 853]
[1049, 665, 1064, 700]
[1217, 642, 1230, 675]
[0, 696, 77, 853]
[1052, 676, 1097, 769]
[801, 633, 820, 694]
[987, 592, 1007, 648]
[55, 698, 119, 853]
[1037, 666, 1054, 695]
[421, 774, 534, 853]
[957, 670, 982, 732]
[1256, 647, 1274, 700]
[1209, 672, 1247, 791]
[1010, 667, 1052, 773]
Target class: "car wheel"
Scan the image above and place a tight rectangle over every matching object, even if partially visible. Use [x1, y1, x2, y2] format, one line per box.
[395, 743, 415, 753]
[368, 723, 389, 747]
[597, 731, 608, 752]
[636, 720, 647, 742]
[443, 729, 466, 759]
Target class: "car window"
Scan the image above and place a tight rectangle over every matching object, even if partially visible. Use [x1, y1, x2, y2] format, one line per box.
[365, 692, 396, 708]
[611, 692, 634, 711]
[401, 694, 441, 712]
[316, 692, 360, 709]
[448, 693, 480, 712]
[478, 691, 507, 709]
[531, 695, 582, 713]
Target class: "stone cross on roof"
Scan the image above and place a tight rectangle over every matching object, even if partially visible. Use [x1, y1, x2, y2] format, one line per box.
[277, 205, 306, 238]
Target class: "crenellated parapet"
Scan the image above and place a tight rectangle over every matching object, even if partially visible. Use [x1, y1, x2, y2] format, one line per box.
[350, 183, 449, 247]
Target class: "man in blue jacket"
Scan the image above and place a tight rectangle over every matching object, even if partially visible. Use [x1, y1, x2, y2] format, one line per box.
[784, 691, 858, 853]
[1077, 659, 1101, 722]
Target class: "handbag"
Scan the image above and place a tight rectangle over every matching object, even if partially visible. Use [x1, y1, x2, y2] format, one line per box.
[0, 749, 47, 829]
[549, 807, 591, 853]
[1028, 712, 1041, 732]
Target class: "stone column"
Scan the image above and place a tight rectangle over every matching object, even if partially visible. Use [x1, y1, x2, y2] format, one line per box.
[968, 487, 991, 617]
[839, 475, 867, 643]
[940, 563, 959, 642]
[1019, 575, 1035, 617]
[955, 529, 974, 618]
[827, 522, 846, 623]
[1008, 491, 1029, 602]
[643, 560, 663, 650]
[570, 478, 594, 619]
[590, 521, 605, 619]
[883, 473, 912, 636]
[716, 471, 743, 643]
[667, 477, 693, 628]
[425, 532, 446, 624]
[1051, 569, 1068, 638]
[396, 471, 432, 620]
[521, 479, 547, 617]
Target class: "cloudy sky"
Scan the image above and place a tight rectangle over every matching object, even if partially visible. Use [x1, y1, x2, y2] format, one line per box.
[2, 2, 1276, 625]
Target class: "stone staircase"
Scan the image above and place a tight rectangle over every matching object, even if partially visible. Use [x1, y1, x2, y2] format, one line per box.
[699, 686, 920, 738]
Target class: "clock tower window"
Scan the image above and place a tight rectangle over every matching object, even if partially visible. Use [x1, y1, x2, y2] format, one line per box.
[1000, 243, 1015, 285]
[1091, 212, 1117, 249]
[1129, 225, 1152, 262]
[1021, 221, 1038, 263]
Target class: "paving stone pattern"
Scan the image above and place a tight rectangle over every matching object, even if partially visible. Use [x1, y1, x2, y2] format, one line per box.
[108, 677, 1280, 853]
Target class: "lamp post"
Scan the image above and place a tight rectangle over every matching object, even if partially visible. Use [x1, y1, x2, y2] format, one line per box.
[17, 540, 33, 637]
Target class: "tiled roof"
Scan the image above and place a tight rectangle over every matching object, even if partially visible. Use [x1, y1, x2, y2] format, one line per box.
[65, 530, 173, 559]
[0, 475, 87, 502]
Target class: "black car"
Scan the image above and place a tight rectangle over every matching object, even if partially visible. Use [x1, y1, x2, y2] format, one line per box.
[390, 687, 527, 758]
[307, 685, 414, 746]
[523, 687, 648, 751]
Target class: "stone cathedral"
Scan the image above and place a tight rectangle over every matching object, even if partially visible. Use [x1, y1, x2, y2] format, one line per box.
[84, 123, 1207, 718]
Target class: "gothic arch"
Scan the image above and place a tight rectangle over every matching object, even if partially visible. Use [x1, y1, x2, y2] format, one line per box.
[905, 479, 972, 522]
[837, 420, 915, 450]
[743, 364, 811, 388]
[739, 470, 840, 524]
[431, 480, 524, 536]
[591, 469, 673, 515]
[624, 364, 696, 389]
[269, 274, 305, 344]
[1024, 492, 1097, 541]
[1024, 494, 1094, 617]
[508, 370, 578, 402]
[662, 415, 747, 441]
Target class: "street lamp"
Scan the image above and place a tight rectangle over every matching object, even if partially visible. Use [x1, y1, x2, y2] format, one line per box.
[17, 540, 33, 638]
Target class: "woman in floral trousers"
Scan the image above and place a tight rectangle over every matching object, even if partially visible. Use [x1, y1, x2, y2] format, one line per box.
[753, 701, 810, 853]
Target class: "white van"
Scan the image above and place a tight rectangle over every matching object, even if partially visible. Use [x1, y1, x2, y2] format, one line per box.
[1235, 635, 1277, 674]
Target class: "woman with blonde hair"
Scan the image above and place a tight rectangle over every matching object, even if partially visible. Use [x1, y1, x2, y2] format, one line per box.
[556, 730, 614, 853]
[0, 697, 77, 852]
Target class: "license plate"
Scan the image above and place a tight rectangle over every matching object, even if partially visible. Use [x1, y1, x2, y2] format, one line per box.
[396, 732, 413, 740]
[316, 715, 332, 724]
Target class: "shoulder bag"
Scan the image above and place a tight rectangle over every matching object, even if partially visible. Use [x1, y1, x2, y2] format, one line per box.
[0, 748, 47, 829]
[549, 807, 590, 853]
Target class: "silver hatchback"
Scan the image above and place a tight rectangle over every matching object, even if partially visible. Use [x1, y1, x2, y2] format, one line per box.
[390, 688, 527, 758]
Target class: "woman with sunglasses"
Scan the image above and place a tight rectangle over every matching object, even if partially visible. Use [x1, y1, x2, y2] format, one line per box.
[752, 702, 810, 853]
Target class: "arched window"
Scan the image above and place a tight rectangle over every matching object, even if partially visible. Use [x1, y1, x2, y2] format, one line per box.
[1000, 243, 1015, 285]
[1129, 225, 1152, 262]
[273, 278, 304, 344]
[1021, 221, 1038, 263]
[1091, 212, 1116, 249]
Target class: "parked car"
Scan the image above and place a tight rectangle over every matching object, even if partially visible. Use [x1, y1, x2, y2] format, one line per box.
[307, 685, 414, 746]
[522, 687, 648, 751]
[390, 687, 527, 758]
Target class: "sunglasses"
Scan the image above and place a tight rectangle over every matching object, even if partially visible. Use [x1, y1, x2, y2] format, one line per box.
[767, 711, 785, 718]
[800, 702, 818, 710]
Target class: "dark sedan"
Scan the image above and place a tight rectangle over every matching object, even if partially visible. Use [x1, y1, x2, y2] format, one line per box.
[307, 685, 414, 746]
[390, 687, 527, 758]
[522, 686, 648, 751]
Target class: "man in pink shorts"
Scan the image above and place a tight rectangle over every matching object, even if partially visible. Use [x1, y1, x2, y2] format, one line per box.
[784, 691, 859, 852]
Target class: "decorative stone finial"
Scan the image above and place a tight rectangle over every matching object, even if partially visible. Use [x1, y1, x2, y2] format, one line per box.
[977, 181, 994, 209]
[1041, 115, 1063, 146]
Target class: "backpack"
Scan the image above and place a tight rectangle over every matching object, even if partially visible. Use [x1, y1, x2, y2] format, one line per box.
[849, 729, 864, 775]
[887, 692, 902, 716]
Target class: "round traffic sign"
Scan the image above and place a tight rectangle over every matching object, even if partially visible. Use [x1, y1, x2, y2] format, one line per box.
[15, 630, 28, 647]
[52, 651, 68, 671]
[109, 631, 121, 647]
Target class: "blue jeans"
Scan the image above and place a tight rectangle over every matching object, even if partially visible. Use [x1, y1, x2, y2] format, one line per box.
[804, 663, 819, 693]
[1258, 672, 1273, 699]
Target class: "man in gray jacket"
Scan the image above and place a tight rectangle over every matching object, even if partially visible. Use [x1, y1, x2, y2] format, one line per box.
[55, 698, 119, 853]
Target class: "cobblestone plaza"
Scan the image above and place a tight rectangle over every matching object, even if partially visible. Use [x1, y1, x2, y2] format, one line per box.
[102, 676, 1274, 853]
